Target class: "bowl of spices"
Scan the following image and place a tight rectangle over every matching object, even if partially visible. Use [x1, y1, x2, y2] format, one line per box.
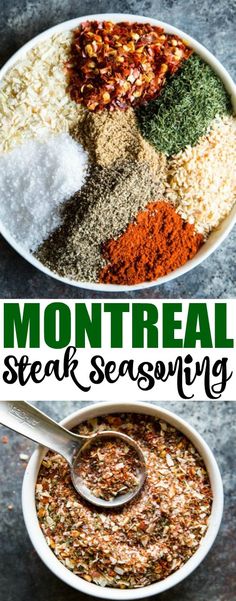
[0, 14, 235, 291]
[22, 401, 223, 599]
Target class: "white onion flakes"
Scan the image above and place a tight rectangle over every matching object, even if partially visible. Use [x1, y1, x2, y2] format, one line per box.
[0, 32, 84, 154]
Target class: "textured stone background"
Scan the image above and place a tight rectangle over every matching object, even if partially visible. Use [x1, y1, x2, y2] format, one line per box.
[0, 400, 235, 601]
[0, 0, 235, 298]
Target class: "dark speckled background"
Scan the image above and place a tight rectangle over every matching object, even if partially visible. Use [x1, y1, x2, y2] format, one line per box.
[0, 401, 236, 601]
[0, 0, 235, 298]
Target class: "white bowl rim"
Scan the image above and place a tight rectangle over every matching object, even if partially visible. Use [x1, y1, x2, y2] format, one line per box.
[22, 401, 224, 600]
[0, 13, 235, 293]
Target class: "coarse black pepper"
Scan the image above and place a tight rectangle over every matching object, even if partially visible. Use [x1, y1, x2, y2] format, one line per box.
[36, 157, 167, 283]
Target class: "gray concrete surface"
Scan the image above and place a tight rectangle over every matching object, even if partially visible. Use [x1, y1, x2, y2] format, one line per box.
[0, 401, 235, 601]
[0, 0, 235, 298]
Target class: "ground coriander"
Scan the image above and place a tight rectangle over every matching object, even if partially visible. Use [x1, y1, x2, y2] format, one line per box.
[71, 107, 167, 173]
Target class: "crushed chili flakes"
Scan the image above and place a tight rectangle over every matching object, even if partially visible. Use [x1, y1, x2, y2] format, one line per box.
[36, 413, 212, 589]
[74, 437, 141, 501]
[66, 21, 191, 111]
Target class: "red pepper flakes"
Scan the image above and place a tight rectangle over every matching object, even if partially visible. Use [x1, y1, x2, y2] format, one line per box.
[66, 21, 192, 111]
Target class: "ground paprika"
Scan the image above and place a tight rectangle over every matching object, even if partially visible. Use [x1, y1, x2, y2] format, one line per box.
[100, 200, 203, 285]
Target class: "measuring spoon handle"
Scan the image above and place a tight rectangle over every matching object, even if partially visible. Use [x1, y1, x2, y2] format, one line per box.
[0, 401, 83, 464]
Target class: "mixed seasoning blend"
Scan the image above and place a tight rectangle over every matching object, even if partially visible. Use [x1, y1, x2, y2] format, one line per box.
[36, 413, 212, 588]
[75, 437, 141, 501]
[0, 20, 235, 285]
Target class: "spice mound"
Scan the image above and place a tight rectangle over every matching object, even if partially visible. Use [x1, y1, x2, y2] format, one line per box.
[71, 107, 164, 169]
[136, 54, 232, 156]
[0, 32, 84, 154]
[167, 115, 236, 237]
[74, 437, 141, 501]
[36, 413, 212, 589]
[67, 21, 191, 111]
[36, 158, 167, 283]
[0, 133, 88, 251]
[100, 201, 203, 285]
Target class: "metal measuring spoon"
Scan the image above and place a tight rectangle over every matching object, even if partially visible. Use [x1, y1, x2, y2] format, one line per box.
[0, 401, 146, 508]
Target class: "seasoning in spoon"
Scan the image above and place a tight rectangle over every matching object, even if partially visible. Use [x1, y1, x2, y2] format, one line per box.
[74, 437, 141, 501]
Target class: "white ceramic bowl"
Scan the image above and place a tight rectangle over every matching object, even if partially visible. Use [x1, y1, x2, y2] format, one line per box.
[0, 13, 236, 292]
[22, 401, 223, 599]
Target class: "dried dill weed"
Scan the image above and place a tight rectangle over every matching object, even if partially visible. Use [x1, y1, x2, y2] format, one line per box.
[0, 32, 85, 154]
[136, 53, 232, 156]
[36, 157, 167, 283]
[36, 413, 212, 589]
[75, 438, 141, 501]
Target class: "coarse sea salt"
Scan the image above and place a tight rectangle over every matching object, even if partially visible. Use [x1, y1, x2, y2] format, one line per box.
[0, 133, 88, 251]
